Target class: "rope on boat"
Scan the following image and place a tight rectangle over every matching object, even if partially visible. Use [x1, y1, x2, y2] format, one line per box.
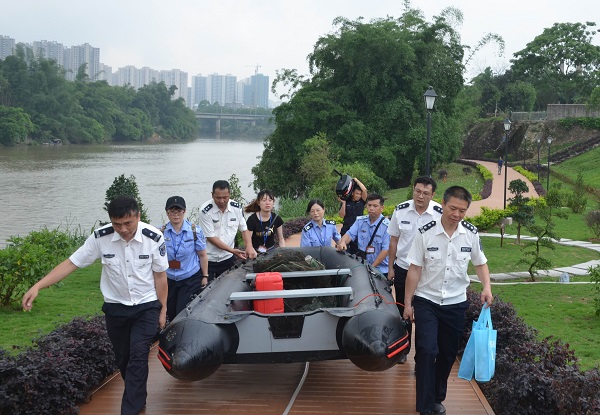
[281, 361, 310, 415]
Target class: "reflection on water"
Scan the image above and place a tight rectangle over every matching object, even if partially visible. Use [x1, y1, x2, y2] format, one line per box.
[0, 137, 265, 245]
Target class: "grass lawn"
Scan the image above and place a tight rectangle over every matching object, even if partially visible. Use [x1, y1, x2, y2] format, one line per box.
[0, 262, 104, 352]
[472, 282, 600, 371]
[553, 145, 600, 189]
[468, 236, 600, 274]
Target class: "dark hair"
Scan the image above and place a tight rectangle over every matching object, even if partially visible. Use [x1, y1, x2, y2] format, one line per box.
[306, 199, 325, 215]
[443, 186, 472, 207]
[212, 180, 230, 192]
[245, 189, 275, 213]
[414, 176, 437, 193]
[367, 193, 385, 205]
[108, 195, 139, 219]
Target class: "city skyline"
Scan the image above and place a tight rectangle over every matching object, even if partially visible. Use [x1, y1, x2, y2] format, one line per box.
[0, 34, 271, 109]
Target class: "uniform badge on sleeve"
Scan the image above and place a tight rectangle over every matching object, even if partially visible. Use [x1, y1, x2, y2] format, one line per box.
[159, 242, 166, 257]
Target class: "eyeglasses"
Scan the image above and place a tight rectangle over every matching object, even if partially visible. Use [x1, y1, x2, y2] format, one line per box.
[413, 189, 432, 198]
[167, 208, 184, 215]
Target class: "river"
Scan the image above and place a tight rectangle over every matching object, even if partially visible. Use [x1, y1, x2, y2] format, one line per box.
[0, 137, 265, 246]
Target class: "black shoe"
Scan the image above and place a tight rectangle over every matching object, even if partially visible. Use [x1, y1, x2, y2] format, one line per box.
[433, 403, 446, 414]
[397, 354, 407, 364]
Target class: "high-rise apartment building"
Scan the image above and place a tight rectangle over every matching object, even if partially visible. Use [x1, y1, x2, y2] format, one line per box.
[206, 73, 238, 106]
[63, 43, 100, 81]
[31, 40, 64, 65]
[0, 35, 15, 60]
[191, 74, 208, 108]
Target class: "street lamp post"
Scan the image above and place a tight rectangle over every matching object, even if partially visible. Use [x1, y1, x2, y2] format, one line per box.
[424, 86, 437, 177]
[503, 118, 512, 209]
[547, 136, 553, 191]
[536, 137, 541, 182]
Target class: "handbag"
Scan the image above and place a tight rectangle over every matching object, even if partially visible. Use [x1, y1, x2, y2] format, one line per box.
[458, 304, 497, 382]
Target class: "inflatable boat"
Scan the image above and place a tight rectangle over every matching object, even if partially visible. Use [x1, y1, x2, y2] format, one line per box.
[157, 247, 408, 381]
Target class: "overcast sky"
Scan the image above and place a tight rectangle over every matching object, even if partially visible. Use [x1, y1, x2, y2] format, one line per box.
[2, 0, 599, 100]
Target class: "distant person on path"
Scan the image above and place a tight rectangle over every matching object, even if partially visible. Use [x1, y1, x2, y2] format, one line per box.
[336, 193, 390, 275]
[244, 189, 285, 253]
[162, 196, 209, 322]
[22, 196, 168, 415]
[199, 180, 257, 280]
[497, 156, 503, 175]
[387, 176, 442, 363]
[338, 177, 367, 254]
[301, 199, 341, 247]
[403, 186, 493, 415]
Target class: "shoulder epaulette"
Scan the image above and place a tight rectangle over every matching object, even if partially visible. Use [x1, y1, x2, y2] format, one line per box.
[229, 200, 241, 209]
[356, 214, 369, 220]
[418, 220, 436, 234]
[395, 202, 409, 211]
[382, 217, 390, 226]
[201, 203, 213, 214]
[433, 205, 443, 214]
[94, 226, 114, 238]
[325, 219, 336, 225]
[142, 228, 162, 242]
[303, 222, 314, 232]
[462, 220, 478, 234]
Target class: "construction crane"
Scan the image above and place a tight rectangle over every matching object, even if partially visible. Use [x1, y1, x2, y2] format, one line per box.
[245, 64, 261, 75]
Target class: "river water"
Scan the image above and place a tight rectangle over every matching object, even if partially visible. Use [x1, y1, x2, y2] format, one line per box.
[0, 137, 265, 246]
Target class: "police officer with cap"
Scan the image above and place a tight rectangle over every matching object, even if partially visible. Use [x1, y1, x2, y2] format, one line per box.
[163, 195, 209, 322]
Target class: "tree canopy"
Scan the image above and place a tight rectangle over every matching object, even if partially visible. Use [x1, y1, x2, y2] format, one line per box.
[253, 8, 467, 195]
[0, 46, 198, 145]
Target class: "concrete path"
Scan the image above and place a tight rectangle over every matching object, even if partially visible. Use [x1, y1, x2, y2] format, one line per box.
[464, 159, 538, 217]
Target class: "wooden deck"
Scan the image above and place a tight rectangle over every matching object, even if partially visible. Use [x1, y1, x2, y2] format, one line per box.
[79, 343, 494, 415]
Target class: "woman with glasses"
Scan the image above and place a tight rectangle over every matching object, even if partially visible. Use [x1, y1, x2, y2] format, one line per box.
[301, 199, 341, 247]
[244, 189, 285, 253]
[163, 196, 209, 322]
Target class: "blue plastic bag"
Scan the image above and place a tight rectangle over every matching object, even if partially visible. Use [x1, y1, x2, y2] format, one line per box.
[458, 305, 496, 382]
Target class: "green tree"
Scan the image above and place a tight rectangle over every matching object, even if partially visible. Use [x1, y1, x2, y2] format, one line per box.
[104, 174, 149, 223]
[511, 22, 600, 106]
[507, 179, 534, 244]
[253, 7, 467, 195]
[0, 106, 34, 145]
[520, 191, 567, 282]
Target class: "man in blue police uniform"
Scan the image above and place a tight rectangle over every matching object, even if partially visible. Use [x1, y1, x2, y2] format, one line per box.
[404, 186, 493, 415]
[22, 196, 169, 415]
[387, 176, 442, 363]
[336, 193, 390, 275]
[199, 180, 256, 280]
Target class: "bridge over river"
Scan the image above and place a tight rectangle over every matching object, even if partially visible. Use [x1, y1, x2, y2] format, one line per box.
[196, 112, 272, 134]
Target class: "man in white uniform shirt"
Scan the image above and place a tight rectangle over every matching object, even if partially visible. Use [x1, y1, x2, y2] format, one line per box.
[199, 180, 257, 280]
[403, 186, 493, 415]
[22, 196, 169, 415]
[387, 176, 442, 363]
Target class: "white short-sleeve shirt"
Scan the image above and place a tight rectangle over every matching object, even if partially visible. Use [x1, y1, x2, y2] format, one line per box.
[406, 219, 487, 305]
[387, 199, 442, 269]
[69, 222, 169, 306]
[198, 199, 248, 262]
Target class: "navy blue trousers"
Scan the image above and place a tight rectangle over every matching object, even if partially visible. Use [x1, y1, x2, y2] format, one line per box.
[166, 270, 203, 322]
[413, 296, 469, 413]
[103, 301, 161, 415]
[207, 256, 235, 281]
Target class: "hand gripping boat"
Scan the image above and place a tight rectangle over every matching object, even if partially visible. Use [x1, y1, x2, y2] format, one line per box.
[157, 247, 409, 381]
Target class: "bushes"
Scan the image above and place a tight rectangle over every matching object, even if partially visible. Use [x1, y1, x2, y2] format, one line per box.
[585, 211, 600, 240]
[0, 316, 116, 415]
[467, 207, 507, 231]
[462, 289, 600, 415]
[0, 228, 84, 307]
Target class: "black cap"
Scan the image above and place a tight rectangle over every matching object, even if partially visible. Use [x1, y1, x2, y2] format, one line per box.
[165, 196, 186, 210]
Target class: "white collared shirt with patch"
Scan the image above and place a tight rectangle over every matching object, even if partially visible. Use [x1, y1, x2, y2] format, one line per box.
[70, 222, 168, 306]
[406, 220, 487, 305]
[199, 199, 248, 262]
[387, 199, 442, 269]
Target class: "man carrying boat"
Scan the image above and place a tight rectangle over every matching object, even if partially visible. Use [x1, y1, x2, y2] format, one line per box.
[199, 180, 257, 280]
[336, 193, 389, 275]
[387, 176, 442, 363]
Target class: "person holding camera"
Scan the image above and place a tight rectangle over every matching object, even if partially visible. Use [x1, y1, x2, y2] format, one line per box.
[338, 177, 367, 254]
[336, 193, 389, 275]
